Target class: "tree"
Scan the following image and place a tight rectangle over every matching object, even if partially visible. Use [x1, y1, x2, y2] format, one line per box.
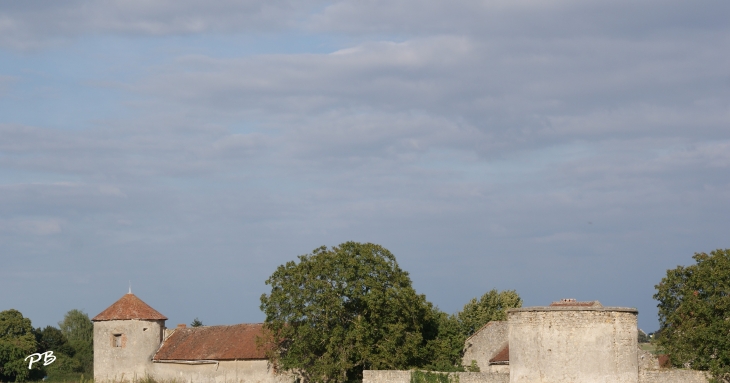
[34, 326, 81, 374]
[259, 242, 438, 383]
[58, 310, 93, 374]
[457, 289, 522, 338]
[421, 311, 464, 371]
[0, 309, 44, 382]
[191, 318, 204, 327]
[637, 329, 650, 344]
[423, 289, 522, 371]
[654, 249, 730, 380]
[35, 326, 75, 357]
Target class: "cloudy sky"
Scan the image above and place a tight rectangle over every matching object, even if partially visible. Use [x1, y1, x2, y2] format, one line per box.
[1, 0, 728, 333]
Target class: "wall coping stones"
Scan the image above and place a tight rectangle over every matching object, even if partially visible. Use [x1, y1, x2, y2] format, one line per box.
[507, 306, 638, 313]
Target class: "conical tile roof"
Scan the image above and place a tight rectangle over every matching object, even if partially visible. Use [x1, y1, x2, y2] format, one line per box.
[92, 293, 168, 321]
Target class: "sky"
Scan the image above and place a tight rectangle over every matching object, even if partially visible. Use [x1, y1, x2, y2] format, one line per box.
[1, 0, 729, 333]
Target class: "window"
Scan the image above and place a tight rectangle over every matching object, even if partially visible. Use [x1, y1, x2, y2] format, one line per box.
[113, 334, 122, 347]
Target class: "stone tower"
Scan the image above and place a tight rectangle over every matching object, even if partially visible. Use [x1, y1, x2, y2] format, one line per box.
[507, 300, 638, 383]
[92, 293, 168, 382]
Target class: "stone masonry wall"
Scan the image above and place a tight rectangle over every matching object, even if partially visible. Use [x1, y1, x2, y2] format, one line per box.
[151, 360, 293, 383]
[462, 321, 508, 371]
[363, 370, 509, 383]
[94, 319, 165, 382]
[508, 308, 638, 383]
[638, 370, 708, 383]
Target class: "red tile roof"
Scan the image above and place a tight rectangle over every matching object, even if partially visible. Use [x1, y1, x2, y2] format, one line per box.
[92, 293, 168, 321]
[489, 344, 509, 364]
[153, 324, 268, 361]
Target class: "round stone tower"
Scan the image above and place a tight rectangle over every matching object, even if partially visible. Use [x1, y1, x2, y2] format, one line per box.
[92, 293, 168, 382]
[507, 300, 638, 383]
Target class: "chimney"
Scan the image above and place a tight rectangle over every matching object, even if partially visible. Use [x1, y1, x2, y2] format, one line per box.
[177, 324, 186, 328]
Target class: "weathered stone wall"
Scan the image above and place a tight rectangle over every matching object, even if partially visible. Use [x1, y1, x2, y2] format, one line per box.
[94, 319, 165, 382]
[637, 349, 660, 371]
[363, 370, 412, 383]
[508, 307, 638, 383]
[363, 370, 509, 383]
[638, 369, 708, 383]
[151, 360, 293, 383]
[462, 321, 508, 371]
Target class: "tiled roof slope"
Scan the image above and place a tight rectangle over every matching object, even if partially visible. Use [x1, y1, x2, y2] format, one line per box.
[92, 293, 168, 321]
[154, 324, 268, 361]
[489, 344, 509, 364]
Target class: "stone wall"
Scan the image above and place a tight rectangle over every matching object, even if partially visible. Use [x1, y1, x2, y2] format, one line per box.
[637, 349, 660, 371]
[508, 307, 638, 383]
[363, 370, 509, 383]
[151, 360, 293, 383]
[94, 319, 165, 382]
[638, 370, 708, 383]
[462, 322, 508, 371]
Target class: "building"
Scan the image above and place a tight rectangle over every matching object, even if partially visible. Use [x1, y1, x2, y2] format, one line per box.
[367, 299, 709, 383]
[93, 294, 709, 383]
[92, 292, 289, 383]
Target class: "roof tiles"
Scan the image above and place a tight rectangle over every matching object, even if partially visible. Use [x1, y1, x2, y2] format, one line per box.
[489, 344, 509, 364]
[153, 323, 268, 361]
[92, 293, 168, 321]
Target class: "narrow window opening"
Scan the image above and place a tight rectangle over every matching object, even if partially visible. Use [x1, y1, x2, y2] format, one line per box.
[143, 328, 148, 331]
[114, 334, 122, 347]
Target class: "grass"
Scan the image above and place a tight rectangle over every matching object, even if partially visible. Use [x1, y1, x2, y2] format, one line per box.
[639, 342, 667, 355]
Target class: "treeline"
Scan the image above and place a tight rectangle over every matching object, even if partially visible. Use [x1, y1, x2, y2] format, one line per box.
[0, 309, 93, 382]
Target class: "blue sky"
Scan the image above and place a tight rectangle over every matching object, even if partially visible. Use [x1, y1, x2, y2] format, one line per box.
[1, 0, 729, 333]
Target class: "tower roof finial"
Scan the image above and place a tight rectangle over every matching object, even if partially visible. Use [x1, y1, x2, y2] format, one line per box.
[129, 280, 132, 294]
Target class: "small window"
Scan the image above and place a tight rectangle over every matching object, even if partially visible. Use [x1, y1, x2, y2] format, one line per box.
[143, 328, 148, 332]
[114, 334, 122, 347]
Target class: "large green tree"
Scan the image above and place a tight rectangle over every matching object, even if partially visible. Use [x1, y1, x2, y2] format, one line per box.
[654, 249, 730, 380]
[58, 310, 93, 374]
[260, 242, 438, 383]
[0, 309, 43, 382]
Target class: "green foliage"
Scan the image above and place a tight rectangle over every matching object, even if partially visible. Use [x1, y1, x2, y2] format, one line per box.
[58, 310, 94, 375]
[637, 329, 650, 344]
[654, 249, 730, 380]
[190, 318, 203, 327]
[410, 371, 458, 383]
[35, 326, 75, 357]
[465, 360, 480, 372]
[0, 309, 44, 382]
[423, 289, 521, 371]
[421, 312, 464, 372]
[456, 290, 521, 338]
[260, 242, 438, 383]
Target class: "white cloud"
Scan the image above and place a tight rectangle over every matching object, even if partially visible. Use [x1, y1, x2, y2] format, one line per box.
[0, 0, 328, 49]
[0, 217, 64, 235]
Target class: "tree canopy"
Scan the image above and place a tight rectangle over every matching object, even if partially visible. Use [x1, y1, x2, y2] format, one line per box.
[457, 289, 521, 337]
[259, 242, 438, 383]
[0, 309, 43, 382]
[58, 309, 93, 375]
[654, 249, 730, 380]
